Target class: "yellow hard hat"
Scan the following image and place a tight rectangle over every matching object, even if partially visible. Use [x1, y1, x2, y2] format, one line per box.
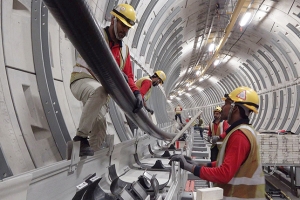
[110, 4, 136, 28]
[214, 106, 222, 113]
[155, 70, 166, 84]
[222, 86, 259, 113]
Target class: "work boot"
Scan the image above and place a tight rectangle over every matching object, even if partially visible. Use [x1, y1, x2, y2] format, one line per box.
[73, 136, 94, 157]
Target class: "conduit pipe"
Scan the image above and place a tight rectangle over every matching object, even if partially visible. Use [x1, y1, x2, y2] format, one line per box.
[201, 0, 251, 75]
[42, 0, 176, 140]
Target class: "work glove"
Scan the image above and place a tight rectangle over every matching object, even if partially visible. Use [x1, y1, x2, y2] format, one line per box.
[212, 136, 220, 144]
[122, 71, 128, 83]
[146, 108, 154, 115]
[170, 154, 196, 164]
[133, 90, 143, 113]
[168, 154, 194, 172]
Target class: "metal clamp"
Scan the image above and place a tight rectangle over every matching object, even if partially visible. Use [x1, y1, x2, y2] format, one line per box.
[68, 141, 80, 173]
[106, 134, 114, 156]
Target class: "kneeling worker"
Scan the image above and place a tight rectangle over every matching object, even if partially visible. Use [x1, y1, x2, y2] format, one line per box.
[169, 86, 265, 199]
[135, 70, 166, 114]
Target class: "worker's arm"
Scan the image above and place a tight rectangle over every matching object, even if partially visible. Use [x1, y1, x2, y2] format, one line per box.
[122, 51, 139, 92]
[139, 79, 152, 98]
[193, 131, 251, 184]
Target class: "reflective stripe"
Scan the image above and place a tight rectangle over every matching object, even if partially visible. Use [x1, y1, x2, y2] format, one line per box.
[228, 176, 265, 185]
[228, 174, 265, 185]
[223, 197, 266, 200]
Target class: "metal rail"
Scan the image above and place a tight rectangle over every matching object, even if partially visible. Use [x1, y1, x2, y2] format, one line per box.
[265, 178, 291, 200]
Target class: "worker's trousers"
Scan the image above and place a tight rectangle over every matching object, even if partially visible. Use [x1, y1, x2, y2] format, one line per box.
[71, 78, 108, 151]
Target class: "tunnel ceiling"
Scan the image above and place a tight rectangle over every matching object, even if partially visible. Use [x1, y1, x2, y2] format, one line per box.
[109, 0, 300, 113]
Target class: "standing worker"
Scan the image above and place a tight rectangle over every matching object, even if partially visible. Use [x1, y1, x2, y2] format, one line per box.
[175, 105, 183, 124]
[135, 71, 167, 115]
[169, 86, 265, 199]
[70, 4, 143, 156]
[208, 106, 229, 161]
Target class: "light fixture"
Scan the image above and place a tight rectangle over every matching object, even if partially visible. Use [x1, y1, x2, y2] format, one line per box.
[196, 70, 201, 76]
[214, 59, 220, 66]
[208, 43, 215, 51]
[239, 12, 252, 27]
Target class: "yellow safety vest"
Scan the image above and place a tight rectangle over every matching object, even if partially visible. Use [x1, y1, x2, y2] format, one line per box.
[135, 76, 152, 101]
[70, 28, 128, 84]
[215, 124, 265, 200]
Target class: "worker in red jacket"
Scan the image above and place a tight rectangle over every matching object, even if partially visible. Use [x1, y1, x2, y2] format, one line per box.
[135, 70, 166, 114]
[207, 106, 229, 161]
[169, 86, 265, 199]
[70, 4, 143, 156]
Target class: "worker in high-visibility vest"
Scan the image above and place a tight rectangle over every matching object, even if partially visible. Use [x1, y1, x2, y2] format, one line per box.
[135, 70, 166, 115]
[70, 4, 143, 156]
[169, 86, 265, 199]
[208, 106, 229, 161]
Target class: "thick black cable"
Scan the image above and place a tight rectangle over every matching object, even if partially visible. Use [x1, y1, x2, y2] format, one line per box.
[42, 0, 176, 140]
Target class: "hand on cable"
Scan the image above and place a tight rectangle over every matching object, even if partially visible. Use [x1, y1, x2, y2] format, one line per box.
[122, 71, 128, 83]
[212, 136, 220, 144]
[170, 154, 196, 165]
[133, 90, 143, 113]
[148, 109, 154, 115]
[145, 107, 154, 115]
[168, 154, 194, 172]
[182, 155, 198, 165]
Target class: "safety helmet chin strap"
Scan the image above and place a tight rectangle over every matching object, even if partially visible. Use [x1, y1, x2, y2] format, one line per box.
[114, 17, 122, 40]
[227, 102, 235, 122]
